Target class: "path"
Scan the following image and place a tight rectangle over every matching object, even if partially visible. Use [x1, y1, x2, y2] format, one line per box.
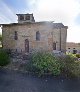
[0, 68, 80, 92]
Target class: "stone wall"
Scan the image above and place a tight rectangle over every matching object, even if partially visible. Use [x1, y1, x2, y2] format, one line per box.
[2, 23, 67, 53]
[66, 42, 80, 54]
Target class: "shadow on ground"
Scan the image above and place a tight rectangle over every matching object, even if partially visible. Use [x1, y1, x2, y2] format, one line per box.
[0, 68, 80, 92]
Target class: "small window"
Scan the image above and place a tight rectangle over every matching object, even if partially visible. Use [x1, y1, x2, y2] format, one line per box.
[36, 31, 40, 41]
[14, 31, 18, 40]
[20, 15, 24, 20]
[25, 15, 30, 20]
[68, 48, 70, 49]
[73, 48, 75, 49]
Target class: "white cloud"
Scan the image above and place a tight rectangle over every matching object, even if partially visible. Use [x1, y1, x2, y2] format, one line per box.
[31, 0, 79, 23]
[0, 0, 80, 42]
[67, 25, 80, 43]
[29, 0, 80, 42]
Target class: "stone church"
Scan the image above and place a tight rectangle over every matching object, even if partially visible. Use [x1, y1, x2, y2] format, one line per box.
[0, 13, 68, 53]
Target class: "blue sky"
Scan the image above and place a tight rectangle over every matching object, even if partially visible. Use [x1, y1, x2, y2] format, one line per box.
[0, 0, 80, 43]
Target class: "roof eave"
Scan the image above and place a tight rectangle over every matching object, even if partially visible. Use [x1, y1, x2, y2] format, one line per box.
[64, 26, 68, 29]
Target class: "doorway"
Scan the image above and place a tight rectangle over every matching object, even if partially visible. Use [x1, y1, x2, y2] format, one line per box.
[73, 50, 77, 54]
[53, 42, 56, 50]
[25, 39, 29, 53]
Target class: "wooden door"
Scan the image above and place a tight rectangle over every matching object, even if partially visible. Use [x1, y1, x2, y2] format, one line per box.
[53, 42, 56, 50]
[25, 39, 29, 53]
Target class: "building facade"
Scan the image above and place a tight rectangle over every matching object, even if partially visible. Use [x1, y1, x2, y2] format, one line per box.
[66, 42, 80, 54]
[1, 13, 68, 53]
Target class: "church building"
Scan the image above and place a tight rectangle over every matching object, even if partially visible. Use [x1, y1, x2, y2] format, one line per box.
[0, 13, 68, 53]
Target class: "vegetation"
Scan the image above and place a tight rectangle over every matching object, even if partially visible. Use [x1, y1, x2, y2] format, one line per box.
[76, 54, 80, 58]
[57, 54, 80, 77]
[0, 48, 79, 77]
[26, 52, 61, 76]
[26, 52, 80, 77]
[0, 34, 2, 48]
[0, 34, 2, 41]
[70, 61, 80, 77]
[0, 49, 10, 66]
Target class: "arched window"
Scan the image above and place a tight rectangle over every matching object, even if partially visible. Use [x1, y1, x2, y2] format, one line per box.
[14, 31, 18, 40]
[36, 31, 40, 41]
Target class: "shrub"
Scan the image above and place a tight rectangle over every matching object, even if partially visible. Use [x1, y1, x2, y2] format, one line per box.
[26, 52, 61, 76]
[0, 50, 10, 66]
[76, 54, 80, 58]
[57, 55, 80, 77]
[26, 52, 80, 77]
[70, 61, 80, 77]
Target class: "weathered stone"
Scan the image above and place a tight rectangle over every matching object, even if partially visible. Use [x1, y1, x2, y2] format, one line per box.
[1, 14, 68, 53]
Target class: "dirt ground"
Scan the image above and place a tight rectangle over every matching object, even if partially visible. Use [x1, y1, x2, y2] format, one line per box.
[0, 68, 80, 92]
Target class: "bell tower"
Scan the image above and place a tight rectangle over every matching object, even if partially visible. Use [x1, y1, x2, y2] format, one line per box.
[16, 13, 35, 23]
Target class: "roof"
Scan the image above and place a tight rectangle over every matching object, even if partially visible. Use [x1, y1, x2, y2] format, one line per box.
[0, 22, 68, 29]
[55, 23, 63, 27]
[16, 13, 33, 16]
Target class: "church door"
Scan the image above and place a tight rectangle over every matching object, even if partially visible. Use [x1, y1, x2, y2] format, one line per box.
[25, 39, 29, 53]
[53, 42, 56, 50]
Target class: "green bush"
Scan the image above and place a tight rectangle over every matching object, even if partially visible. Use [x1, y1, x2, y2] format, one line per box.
[70, 61, 80, 77]
[57, 55, 80, 77]
[76, 54, 80, 58]
[26, 52, 80, 77]
[26, 52, 61, 76]
[0, 50, 10, 66]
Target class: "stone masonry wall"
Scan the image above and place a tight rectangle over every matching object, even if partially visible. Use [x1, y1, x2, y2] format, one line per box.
[2, 23, 67, 53]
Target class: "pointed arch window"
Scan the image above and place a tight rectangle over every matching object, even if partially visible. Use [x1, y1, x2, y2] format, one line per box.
[36, 31, 40, 41]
